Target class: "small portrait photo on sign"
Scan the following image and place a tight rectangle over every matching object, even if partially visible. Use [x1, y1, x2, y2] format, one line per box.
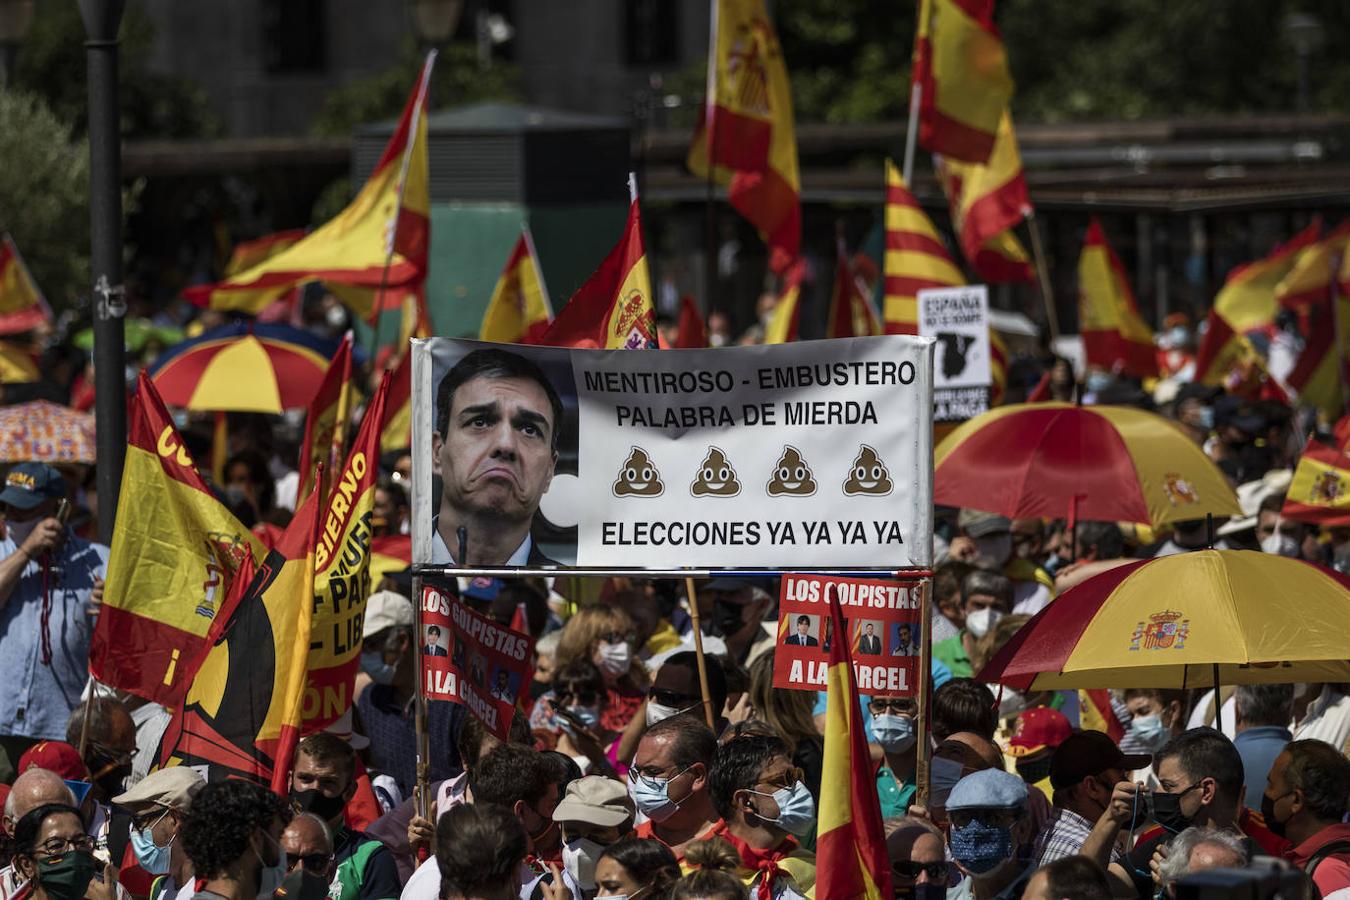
[489, 666, 517, 704]
[422, 624, 448, 658]
[451, 636, 467, 669]
[891, 621, 918, 657]
[468, 651, 487, 688]
[783, 613, 820, 647]
[857, 619, 885, 656]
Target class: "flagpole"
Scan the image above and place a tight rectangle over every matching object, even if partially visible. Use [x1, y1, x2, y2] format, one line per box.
[683, 578, 717, 731]
[1025, 207, 1061, 345]
[369, 50, 437, 365]
[412, 570, 430, 860]
[702, 0, 719, 321]
[915, 578, 933, 809]
[902, 83, 922, 186]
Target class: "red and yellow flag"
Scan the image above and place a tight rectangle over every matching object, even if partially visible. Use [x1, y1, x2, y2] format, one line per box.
[882, 159, 964, 335]
[0, 235, 52, 336]
[223, 229, 307, 277]
[535, 186, 656, 349]
[687, 0, 800, 274]
[185, 55, 434, 318]
[156, 481, 322, 791]
[815, 593, 892, 900]
[934, 112, 1034, 283]
[480, 227, 552, 344]
[675, 296, 709, 349]
[1078, 218, 1157, 379]
[1276, 221, 1350, 316]
[1193, 309, 1290, 404]
[297, 333, 355, 505]
[763, 260, 807, 344]
[303, 371, 392, 731]
[990, 328, 1008, 405]
[1284, 292, 1349, 419]
[1214, 220, 1321, 333]
[380, 350, 413, 453]
[1283, 439, 1350, 526]
[826, 243, 882, 339]
[91, 372, 265, 706]
[370, 534, 411, 589]
[912, 0, 1014, 164]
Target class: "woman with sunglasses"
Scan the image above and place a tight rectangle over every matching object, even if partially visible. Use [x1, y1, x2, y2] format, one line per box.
[9, 804, 116, 900]
[594, 838, 680, 900]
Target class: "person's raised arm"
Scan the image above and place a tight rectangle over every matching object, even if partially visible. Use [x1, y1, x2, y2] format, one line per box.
[0, 518, 61, 609]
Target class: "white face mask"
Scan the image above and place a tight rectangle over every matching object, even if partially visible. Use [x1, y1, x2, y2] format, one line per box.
[972, 534, 1012, 571]
[1260, 531, 1300, 558]
[562, 837, 604, 890]
[596, 640, 632, 677]
[645, 700, 697, 727]
[965, 607, 1003, 639]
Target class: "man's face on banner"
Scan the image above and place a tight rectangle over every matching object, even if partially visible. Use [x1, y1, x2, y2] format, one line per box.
[434, 374, 558, 524]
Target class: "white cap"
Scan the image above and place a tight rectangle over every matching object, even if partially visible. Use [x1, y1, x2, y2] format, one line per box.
[364, 590, 414, 635]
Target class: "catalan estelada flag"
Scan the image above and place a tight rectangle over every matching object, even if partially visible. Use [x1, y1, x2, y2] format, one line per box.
[534, 183, 656, 349]
[185, 54, 434, 318]
[480, 227, 552, 344]
[1283, 439, 1350, 526]
[91, 372, 265, 707]
[297, 333, 354, 505]
[157, 481, 322, 790]
[815, 593, 891, 900]
[1214, 220, 1321, 333]
[687, 0, 800, 274]
[764, 260, 807, 344]
[826, 242, 882, 339]
[912, 0, 1014, 164]
[882, 159, 964, 335]
[934, 112, 1034, 283]
[0, 235, 52, 336]
[675, 296, 709, 349]
[1078, 218, 1157, 378]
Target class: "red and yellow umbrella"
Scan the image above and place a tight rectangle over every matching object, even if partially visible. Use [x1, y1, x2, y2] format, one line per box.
[148, 322, 339, 413]
[935, 402, 1240, 527]
[978, 550, 1350, 690]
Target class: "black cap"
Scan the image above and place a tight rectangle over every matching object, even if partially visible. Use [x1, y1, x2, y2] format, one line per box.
[1049, 730, 1151, 790]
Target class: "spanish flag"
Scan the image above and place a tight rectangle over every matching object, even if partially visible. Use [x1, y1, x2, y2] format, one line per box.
[156, 480, 322, 790]
[534, 180, 656, 349]
[1214, 220, 1321, 333]
[0, 341, 39, 383]
[1283, 439, 1350, 526]
[297, 333, 354, 505]
[1284, 293, 1348, 419]
[934, 112, 1034, 284]
[379, 350, 413, 453]
[990, 329, 1008, 405]
[826, 242, 882, 339]
[91, 372, 265, 707]
[675, 296, 709, 349]
[0, 234, 52, 336]
[480, 227, 552, 344]
[185, 54, 434, 318]
[370, 534, 411, 588]
[223, 229, 306, 277]
[687, 0, 800, 274]
[912, 0, 1014, 164]
[1078, 218, 1157, 378]
[882, 159, 964, 335]
[1276, 221, 1350, 316]
[815, 594, 891, 900]
[1193, 309, 1290, 403]
[763, 260, 807, 345]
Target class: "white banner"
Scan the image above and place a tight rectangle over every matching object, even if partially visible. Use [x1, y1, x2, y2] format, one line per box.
[411, 336, 934, 569]
[918, 285, 990, 389]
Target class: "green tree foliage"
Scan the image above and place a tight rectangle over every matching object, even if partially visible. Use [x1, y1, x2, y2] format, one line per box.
[310, 41, 521, 138]
[0, 93, 90, 307]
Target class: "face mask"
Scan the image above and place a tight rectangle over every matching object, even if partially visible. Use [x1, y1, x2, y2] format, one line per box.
[1261, 532, 1300, 558]
[6, 517, 39, 546]
[130, 818, 174, 875]
[596, 641, 631, 678]
[255, 834, 288, 897]
[1196, 406, 1215, 430]
[1166, 326, 1189, 347]
[712, 600, 746, 637]
[360, 650, 397, 686]
[1086, 372, 1112, 393]
[529, 679, 551, 701]
[896, 885, 947, 900]
[949, 819, 1015, 875]
[561, 704, 601, 737]
[750, 782, 816, 836]
[645, 700, 689, 728]
[972, 535, 1012, 571]
[290, 788, 347, 822]
[34, 850, 98, 900]
[562, 837, 604, 891]
[1015, 755, 1053, 786]
[1150, 786, 1198, 833]
[965, 607, 1003, 639]
[88, 751, 132, 799]
[1261, 791, 1291, 839]
[870, 714, 917, 753]
[631, 766, 693, 823]
[1129, 714, 1170, 751]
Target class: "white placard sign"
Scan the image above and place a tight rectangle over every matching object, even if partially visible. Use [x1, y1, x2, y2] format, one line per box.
[918, 285, 991, 390]
[410, 336, 934, 570]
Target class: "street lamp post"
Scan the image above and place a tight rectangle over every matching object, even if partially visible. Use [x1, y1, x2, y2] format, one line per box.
[78, 0, 127, 546]
[1283, 12, 1323, 114]
[0, 0, 34, 87]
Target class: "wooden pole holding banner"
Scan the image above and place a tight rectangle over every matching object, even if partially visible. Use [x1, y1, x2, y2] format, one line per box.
[1025, 208, 1061, 345]
[901, 82, 922, 186]
[683, 577, 718, 731]
[412, 570, 430, 861]
[915, 578, 933, 808]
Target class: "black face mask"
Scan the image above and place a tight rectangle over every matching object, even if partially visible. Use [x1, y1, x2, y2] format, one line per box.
[88, 749, 132, 799]
[1261, 791, 1290, 838]
[1014, 755, 1053, 786]
[290, 788, 347, 822]
[528, 678, 551, 701]
[1150, 784, 1200, 833]
[712, 600, 746, 638]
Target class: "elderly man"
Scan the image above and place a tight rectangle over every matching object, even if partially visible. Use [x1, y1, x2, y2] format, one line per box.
[945, 768, 1036, 899]
[1265, 739, 1350, 895]
[281, 812, 337, 894]
[1155, 828, 1249, 898]
[885, 816, 949, 899]
[113, 767, 205, 900]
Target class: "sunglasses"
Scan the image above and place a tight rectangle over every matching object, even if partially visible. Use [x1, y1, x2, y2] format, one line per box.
[288, 853, 333, 875]
[892, 860, 949, 882]
[648, 688, 699, 708]
[868, 698, 917, 716]
[756, 766, 805, 791]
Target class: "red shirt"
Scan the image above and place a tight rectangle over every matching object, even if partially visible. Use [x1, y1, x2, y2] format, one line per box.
[634, 817, 725, 864]
[1287, 822, 1350, 895]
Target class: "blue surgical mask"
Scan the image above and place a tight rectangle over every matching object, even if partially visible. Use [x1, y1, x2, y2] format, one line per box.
[130, 818, 173, 875]
[630, 766, 693, 823]
[360, 650, 396, 685]
[871, 714, 917, 753]
[1129, 714, 1169, 751]
[949, 819, 1015, 875]
[750, 782, 816, 836]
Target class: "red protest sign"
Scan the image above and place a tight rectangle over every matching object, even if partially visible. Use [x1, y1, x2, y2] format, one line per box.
[420, 584, 533, 739]
[773, 574, 921, 694]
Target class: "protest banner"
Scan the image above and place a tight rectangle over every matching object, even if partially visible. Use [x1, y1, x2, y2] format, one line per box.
[419, 582, 533, 739]
[918, 285, 991, 423]
[773, 574, 922, 694]
[409, 335, 935, 569]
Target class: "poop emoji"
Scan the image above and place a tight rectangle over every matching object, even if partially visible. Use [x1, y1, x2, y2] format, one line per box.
[690, 446, 742, 497]
[766, 445, 817, 497]
[842, 445, 894, 496]
[613, 447, 664, 497]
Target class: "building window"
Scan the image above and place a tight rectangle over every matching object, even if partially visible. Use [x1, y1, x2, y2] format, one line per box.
[262, 0, 326, 74]
[625, 0, 678, 66]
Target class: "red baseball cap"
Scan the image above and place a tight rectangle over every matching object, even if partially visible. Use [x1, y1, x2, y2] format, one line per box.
[18, 741, 90, 781]
[1008, 707, 1072, 757]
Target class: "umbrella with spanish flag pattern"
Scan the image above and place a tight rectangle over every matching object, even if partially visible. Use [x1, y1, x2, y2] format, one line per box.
[935, 402, 1240, 528]
[148, 322, 341, 413]
[977, 550, 1350, 691]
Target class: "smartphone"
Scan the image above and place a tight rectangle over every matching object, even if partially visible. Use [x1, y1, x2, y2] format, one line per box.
[551, 701, 586, 731]
[54, 499, 71, 525]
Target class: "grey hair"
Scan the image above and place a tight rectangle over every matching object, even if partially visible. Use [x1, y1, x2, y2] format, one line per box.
[1234, 684, 1295, 729]
[1158, 827, 1249, 889]
[534, 630, 562, 658]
